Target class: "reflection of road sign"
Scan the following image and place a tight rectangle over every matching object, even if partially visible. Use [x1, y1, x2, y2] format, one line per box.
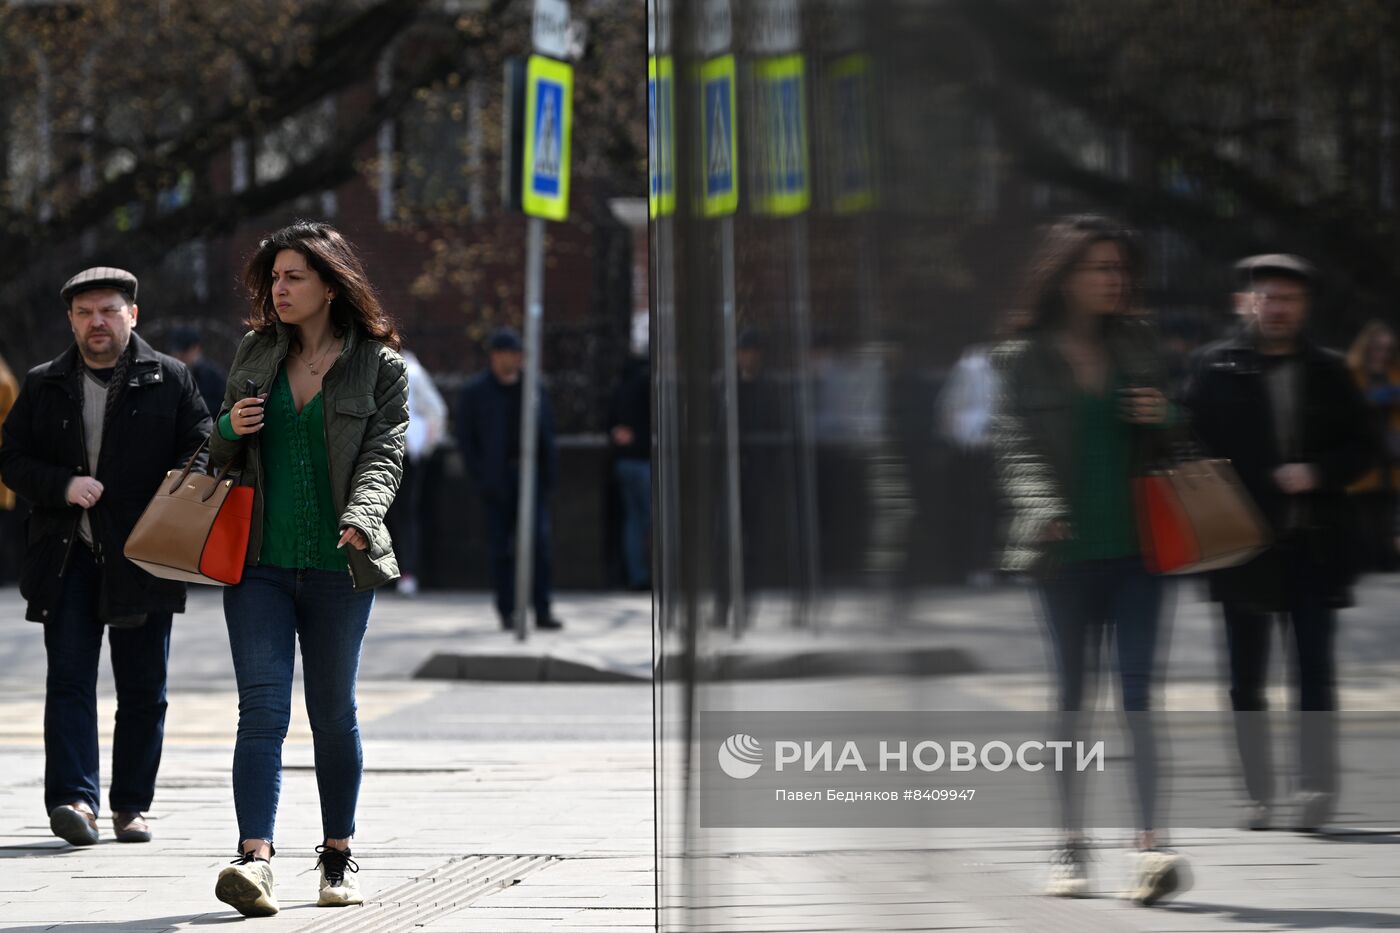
[532, 0, 571, 59]
[699, 0, 732, 56]
[523, 55, 573, 221]
[830, 53, 874, 214]
[701, 55, 738, 217]
[751, 0, 799, 54]
[648, 56, 675, 218]
[754, 55, 808, 216]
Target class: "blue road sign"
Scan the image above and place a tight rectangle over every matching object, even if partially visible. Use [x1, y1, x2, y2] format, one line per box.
[523, 55, 573, 221]
[701, 54, 738, 216]
[754, 55, 808, 216]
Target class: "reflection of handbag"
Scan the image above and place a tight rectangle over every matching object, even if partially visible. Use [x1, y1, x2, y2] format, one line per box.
[124, 439, 253, 585]
[1134, 457, 1271, 575]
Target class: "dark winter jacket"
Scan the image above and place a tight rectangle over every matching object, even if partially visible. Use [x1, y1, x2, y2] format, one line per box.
[1180, 329, 1377, 610]
[455, 371, 558, 503]
[0, 334, 210, 624]
[607, 358, 651, 461]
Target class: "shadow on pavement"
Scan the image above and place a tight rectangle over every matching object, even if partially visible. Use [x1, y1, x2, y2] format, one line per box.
[0, 843, 85, 859]
[1169, 902, 1400, 929]
[1, 906, 322, 931]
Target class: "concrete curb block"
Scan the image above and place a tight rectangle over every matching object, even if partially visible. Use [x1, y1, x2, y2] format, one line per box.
[414, 652, 649, 682]
[413, 646, 980, 682]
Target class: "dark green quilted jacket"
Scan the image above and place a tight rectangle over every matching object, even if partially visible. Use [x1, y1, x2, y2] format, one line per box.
[991, 315, 1167, 575]
[209, 323, 409, 591]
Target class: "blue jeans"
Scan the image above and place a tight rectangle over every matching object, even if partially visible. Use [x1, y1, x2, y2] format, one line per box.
[1038, 557, 1167, 832]
[482, 475, 552, 624]
[44, 544, 172, 816]
[615, 458, 652, 588]
[224, 565, 373, 845]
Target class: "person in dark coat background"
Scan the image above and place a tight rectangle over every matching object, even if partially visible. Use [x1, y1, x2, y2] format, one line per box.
[1181, 254, 1376, 832]
[607, 352, 651, 590]
[168, 325, 227, 422]
[456, 327, 562, 630]
[0, 267, 210, 848]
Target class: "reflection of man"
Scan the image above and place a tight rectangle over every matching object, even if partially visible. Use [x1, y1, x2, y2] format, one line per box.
[0, 268, 210, 847]
[1182, 255, 1375, 831]
[169, 325, 226, 421]
[456, 328, 562, 630]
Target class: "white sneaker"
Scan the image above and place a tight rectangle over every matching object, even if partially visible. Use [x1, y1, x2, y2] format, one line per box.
[1044, 844, 1090, 897]
[1128, 848, 1192, 906]
[316, 845, 364, 907]
[216, 851, 279, 917]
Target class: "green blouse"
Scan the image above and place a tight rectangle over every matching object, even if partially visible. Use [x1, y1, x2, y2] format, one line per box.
[218, 368, 347, 572]
[1060, 385, 1139, 564]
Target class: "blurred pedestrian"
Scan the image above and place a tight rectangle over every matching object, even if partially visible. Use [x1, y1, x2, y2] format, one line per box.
[992, 215, 1187, 904]
[1344, 320, 1400, 572]
[1181, 254, 1375, 832]
[210, 222, 408, 916]
[386, 349, 447, 596]
[608, 351, 651, 591]
[0, 346, 20, 586]
[0, 267, 210, 849]
[169, 325, 227, 421]
[456, 327, 562, 630]
[937, 342, 1000, 586]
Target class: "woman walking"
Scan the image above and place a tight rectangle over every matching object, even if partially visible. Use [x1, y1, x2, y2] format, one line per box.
[209, 222, 408, 917]
[992, 215, 1189, 905]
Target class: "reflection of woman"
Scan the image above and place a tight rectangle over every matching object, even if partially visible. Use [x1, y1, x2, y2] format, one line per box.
[993, 215, 1188, 905]
[1345, 320, 1400, 572]
[209, 223, 408, 917]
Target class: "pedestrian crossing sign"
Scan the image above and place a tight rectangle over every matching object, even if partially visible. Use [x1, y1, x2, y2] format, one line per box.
[523, 54, 573, 221]
[700, 54, 738, 217]
[648, 55, 676, 218]
[830, 53, 875, 214]
[754, 55, 809, 216]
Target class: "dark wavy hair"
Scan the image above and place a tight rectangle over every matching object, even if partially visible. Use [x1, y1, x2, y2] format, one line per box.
[1004, 214, 1143, 335]
[243, 221, 401, 351]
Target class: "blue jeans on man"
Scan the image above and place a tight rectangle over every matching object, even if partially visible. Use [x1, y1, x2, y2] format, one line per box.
[482, 472, 552, 626]
[44, 544, 172, 816]
[614, 458, 651, 589]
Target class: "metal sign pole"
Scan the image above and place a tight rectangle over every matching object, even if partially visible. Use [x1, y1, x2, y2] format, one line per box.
[514, 215, 546, 640]
[719, 214, 745, 637]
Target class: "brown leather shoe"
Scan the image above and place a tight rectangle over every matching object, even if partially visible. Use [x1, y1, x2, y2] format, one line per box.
[112, 811, 152, 843]
[49, 803, 99, 846]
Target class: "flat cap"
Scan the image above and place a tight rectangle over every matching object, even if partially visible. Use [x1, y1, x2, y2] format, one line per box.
[60, 266, 138, 304]
[486, 327, 523, 352]
[1235, 253, 1316, 287]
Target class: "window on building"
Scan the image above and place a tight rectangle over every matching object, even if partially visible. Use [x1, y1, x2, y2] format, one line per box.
[395, 77, 487, 223]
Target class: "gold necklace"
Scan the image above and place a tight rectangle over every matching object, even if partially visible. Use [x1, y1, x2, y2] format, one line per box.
[298, 337, 337, 376]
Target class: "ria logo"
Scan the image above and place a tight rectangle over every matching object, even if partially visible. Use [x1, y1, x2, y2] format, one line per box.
[717, 733, 763, 779]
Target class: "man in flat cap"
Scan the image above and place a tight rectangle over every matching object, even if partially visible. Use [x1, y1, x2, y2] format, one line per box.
[455, 327, 563, 630]
[0, 267, 211, 847]
[1181, 254, 1377, 831]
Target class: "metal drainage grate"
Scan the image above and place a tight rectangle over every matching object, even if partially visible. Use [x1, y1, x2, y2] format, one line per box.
[294, 853, 559, 932]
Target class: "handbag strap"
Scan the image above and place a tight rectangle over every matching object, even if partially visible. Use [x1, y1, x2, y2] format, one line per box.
[165, 435, 247, 501]
[1135, 407, 1211, 472]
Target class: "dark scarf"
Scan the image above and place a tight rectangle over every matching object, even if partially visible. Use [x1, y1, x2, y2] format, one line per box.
[83, 339, 135, 432]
